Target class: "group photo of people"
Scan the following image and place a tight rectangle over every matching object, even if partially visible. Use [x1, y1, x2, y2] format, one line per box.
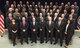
[0, 0, 79, 48]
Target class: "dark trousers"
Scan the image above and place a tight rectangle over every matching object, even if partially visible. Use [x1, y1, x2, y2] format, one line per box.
[20, 32, 28, 44]
[12, 33, 17, 45]
[55, 32, 63, 45]
[46, 31, 53, 44]
[65, 34, 72, 46]
[40, 31, 44, 43]
[31, 31, 37, 43]
[8, 29, 12, 40]
[17, 23, 21, 39]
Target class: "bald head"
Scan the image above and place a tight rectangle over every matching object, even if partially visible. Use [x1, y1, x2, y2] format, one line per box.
[58, 17, 62, 21]
[61, 14, 65, 18]
[48, 17, 52, 21]
[54, 13, 58, 16]
[9, 8, 13, 12]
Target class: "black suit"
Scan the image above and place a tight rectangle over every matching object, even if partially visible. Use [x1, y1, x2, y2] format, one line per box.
[53, 16, 58, 38]
[29, 16, 36, 24]
[39, 21, 45, 43]
[14, 16, 21, 39]
[65, 24, 73, 46]
[46, 8, 49, 13]
[53, 16, 58, 23]
[10, 23, 18, 46]
[20, 22, 29, 44]
[35, 12, 39, 18]
[6, 17, 12, 40]
[42, 12, 47, 19]
[64, 13, 69, 19]
[55, 21, 64, 45]
[46, 21, 54, 44]
[30, 22, 38, 43]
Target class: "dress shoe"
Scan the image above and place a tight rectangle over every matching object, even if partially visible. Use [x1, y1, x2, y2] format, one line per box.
[54, 43, 56, 45]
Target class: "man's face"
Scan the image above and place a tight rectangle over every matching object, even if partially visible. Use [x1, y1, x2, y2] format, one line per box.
[31, 13, 34, 16]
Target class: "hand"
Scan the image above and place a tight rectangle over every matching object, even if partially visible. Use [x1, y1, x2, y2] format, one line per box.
[65, 32, 67, 35]
[23, 29, 26, 32]
[33, 29, 36, 32]
[12, 30, 16, 33]
[12, 30, 14, 33]
[57, 30, 60, 32]
[40, 29, 42, 31]
[49, 30, 51, 33]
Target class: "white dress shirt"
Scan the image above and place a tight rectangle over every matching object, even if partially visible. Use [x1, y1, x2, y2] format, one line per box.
[65, 24, 69, 32]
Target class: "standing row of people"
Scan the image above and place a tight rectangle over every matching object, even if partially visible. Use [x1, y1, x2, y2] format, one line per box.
[5, 1, 79, 48]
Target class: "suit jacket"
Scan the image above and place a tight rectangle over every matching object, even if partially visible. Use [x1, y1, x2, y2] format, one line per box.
[65, 24, 73, 36]
[30, 22, 38, 32]
[42, 12, 47, 18]
[55, 21, 64, 32]
[64, 13, 69, 19]
[37, 17, 44, 23]
[20, 22, 29, 32]
[35, 12, 39, 18]
[29, 16, 36, 23]
[10, 23, 18, 32]
[53, 16, 58, 21]
[73, 13, 78, 19]
[46, 8, 49, 13]
[45, 16, 49, 22]
[46, 21, 54, 32]
[39, 21, 45, 31]
[6, 17, 12, 29]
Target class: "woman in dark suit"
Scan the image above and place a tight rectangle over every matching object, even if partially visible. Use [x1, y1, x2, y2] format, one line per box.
[10, 19, 18, 46]
[64, 20, 73, 48]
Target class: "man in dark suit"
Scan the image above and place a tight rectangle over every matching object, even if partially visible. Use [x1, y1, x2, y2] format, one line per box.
[54, 17, 64, 47]
[46, 5, 50, 13]
[13, 10, 21, 39]
[53, 13, 58, 22]
[38, 17, 45, 44]
[64, 20, 73, 48]
[4, 1, 10, 19]
[50, 2, 53, 9]
[30, 17, 38, 43]
[46, 17, 54, 44]
[29, 12, 36, 24]
[45, 13, 51, 22]
[35, 8, 39, 18]
[52, 5, 57, 15]
[24, 12, 29, 22]
[49, 9, 53, 17]
[20, 17, 29, 45]
[63, 9, 69, 19]
[53, 13, 59, 38]
[37, 13, 43, 22]
[42, 9, 47, 18]
[6, 13, 13, 41]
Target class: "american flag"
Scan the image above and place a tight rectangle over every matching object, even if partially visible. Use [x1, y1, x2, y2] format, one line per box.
[0, 15, 5, 33]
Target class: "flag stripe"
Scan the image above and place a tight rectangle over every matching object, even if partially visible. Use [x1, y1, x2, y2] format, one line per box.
[0, 16, 4, 24]
[0, 15, 5, 33]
